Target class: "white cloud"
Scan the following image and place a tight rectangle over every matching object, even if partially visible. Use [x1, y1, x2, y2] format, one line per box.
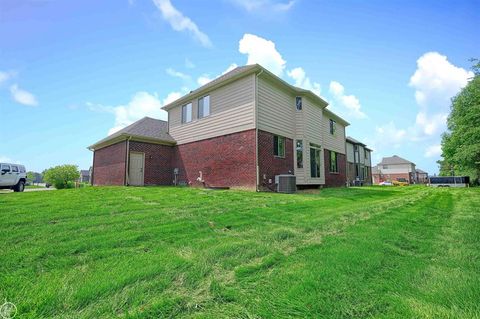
[152, 0, 212, 47]
[409, 52, 473, 108]
[10, 84, 38, 106]
[329, 81, 366, 119]
[287, 67, 321, 96]
[231, 0, 296, 12]
[424, 144, 442, 158]
[166, 68, 191, 81]
[239, 33, 286, 76]
[414, 111, 448, 137]
[0, 71, 12, 85]
[162, 91, 183, 106]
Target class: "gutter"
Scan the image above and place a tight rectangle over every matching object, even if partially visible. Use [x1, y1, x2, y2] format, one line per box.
[255, 68, 264, 192]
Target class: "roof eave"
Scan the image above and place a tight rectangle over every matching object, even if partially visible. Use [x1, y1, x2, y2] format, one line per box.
[88, 133, 176, 151]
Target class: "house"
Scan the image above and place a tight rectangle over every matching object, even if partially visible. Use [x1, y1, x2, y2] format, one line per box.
[88, 64, 350, 190]
[416, 168, 429, 184]
[79, 170, 91, 183]
[372, 155, 417, 184]
[345, 137, 373, 186]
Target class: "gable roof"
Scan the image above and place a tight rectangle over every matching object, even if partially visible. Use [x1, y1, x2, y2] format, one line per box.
[379, 155, 413, 165]
[346, 136, 366, 146]
[161, 64, 349, 126]
[416, 168, 428, 174]
[88, 117, 175, 150]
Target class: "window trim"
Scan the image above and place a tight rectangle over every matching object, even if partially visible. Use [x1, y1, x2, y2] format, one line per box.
[181, 103, 193, 124]
[296, 140, 303, 168]
[197, 95, 210, 119]
[295, 96, 302, 111]
[273, 135, 286, 158]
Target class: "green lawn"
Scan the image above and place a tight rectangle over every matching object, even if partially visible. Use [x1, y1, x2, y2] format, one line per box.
[0, 186, 479, 318]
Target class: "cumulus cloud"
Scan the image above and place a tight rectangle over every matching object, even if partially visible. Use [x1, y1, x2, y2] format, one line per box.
[424, 144, 442, 158]
[10, 84, 38, 106]
[239, 33, 286, 76]
[0, 71, 13, 85]
[152, 0, 212, 47]
[230, 0, 296, 12]
[414, 111, 448, 137]
[287, 67, 321, 96]
[328, 81, 366, 119]
[166, 68, 191, 81]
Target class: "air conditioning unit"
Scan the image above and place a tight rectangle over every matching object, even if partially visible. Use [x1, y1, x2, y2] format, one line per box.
[275, 174, 296, 193]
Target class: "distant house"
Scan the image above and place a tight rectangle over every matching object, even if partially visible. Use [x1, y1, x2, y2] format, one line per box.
[372, 155, 427, 184]
[416, 168, 429, 184]
[79, 170, 90, 183]
[373, 155, 416, 184]
[345, 137, 373, 186]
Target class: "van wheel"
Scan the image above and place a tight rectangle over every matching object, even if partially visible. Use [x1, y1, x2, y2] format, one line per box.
[14, 180, 25, 192]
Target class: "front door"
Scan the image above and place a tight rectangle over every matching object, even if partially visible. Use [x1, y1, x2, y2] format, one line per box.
[129, 152, 144, 186]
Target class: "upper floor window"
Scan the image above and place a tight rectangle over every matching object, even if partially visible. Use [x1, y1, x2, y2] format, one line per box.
[273, 135, 285, 158]
[182, 103, 192, 123]
[383, 165, 388, 169]
[296, 140, 303, 168]
[329, 119, 336, 135]
[198, 95, 210, 119]
[329, 151, 338, 173]
[295, 96, 302, 111]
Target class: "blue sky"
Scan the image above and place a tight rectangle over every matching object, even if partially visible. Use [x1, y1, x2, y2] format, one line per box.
[1, 0, 478, 174]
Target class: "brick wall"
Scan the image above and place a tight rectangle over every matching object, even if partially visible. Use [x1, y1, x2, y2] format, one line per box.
[373, 172, 411, 184]
[324, 149, 346, 187]
[257, 130, 294, 191]
[92, 141, 127, 185]
[173, 129, 257, 189]
[129, 141, 174, 185]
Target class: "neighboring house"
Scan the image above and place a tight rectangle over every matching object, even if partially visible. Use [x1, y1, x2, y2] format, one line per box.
[416, 168, 429, 184]
[372, 155, 417, 184]
[88, 64, 349, 190]
[345, 137, 373, 186]
[79, 170, 91, 183]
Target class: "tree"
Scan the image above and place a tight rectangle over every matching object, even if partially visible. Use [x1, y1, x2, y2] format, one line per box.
[440, 59, 480, 184]
[43, 165, 80, 189]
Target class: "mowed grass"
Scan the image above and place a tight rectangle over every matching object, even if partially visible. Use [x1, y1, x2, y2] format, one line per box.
[0, 186, 479, 318]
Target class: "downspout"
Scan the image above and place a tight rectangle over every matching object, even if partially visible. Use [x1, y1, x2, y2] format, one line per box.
[125, 136, 132, 186]
[255, 69, 264, 192]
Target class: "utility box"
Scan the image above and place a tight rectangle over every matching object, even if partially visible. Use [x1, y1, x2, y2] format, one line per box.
[275, 175, 296, 193]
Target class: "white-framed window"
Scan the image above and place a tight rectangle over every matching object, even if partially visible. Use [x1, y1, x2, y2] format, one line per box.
[310, 143, 321, 178]
[329, 119, 336, 135]
[295, 96, 302, 111]
[181, 103, 192, 123]
[274, 135, 286, 158]
[198, 95, 210, 119]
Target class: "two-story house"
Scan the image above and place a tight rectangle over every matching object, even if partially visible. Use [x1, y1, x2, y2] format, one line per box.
[372, 155, 417, 184]
[88, 64, 349, 190]
[345, 137, 373, 186]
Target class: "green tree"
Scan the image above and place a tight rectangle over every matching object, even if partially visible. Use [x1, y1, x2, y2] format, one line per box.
[43, 165, 80, 189]
[440, 59, 480, 184]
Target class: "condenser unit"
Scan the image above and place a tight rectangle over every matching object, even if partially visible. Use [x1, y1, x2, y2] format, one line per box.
[275, 175, 296, 193]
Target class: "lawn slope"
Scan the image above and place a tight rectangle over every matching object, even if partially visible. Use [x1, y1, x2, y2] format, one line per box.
[0, 186, 478, 318]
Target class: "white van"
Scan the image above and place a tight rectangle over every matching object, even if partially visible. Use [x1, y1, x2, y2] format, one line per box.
[0, 163, 27, 192]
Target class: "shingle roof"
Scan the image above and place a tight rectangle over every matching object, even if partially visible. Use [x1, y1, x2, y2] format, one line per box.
[379, 155, 413, 165]
[89, 117, 175, 150]
[416, 168, 428, 174]
[346, 136, 366, 146]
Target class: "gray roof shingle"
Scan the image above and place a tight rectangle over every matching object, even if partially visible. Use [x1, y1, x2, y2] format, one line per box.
[379, 155, 413, 165]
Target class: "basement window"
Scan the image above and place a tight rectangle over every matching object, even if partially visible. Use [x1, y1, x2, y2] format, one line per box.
[198, 95, 210, 119]
[273, 135, 285, 158]
[182, 103, 192, 123]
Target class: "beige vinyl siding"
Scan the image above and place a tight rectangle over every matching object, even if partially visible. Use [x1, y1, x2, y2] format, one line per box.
[257, 76, 295, 139]
[322, 115, 346, 154]
[169, 74, 255, 144]
[346, 142, 355, 163]
[302, 97, 325, 184]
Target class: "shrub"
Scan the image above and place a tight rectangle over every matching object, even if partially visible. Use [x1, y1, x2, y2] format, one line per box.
[43, 165, 80, 189]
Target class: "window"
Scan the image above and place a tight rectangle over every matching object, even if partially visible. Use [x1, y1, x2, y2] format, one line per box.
[329, 119, 336, 135]
[310, 143, 321, 178]
[295, 96, 302, 111]
[198, 95, 210, 119]
[296, 140, 303, 168]
[383, 165, 388, 169]
[273, 135, 285, 157]
[181, 103, 192, 123]
[329, 151, 338, 173]
[11, 165, 18, 173]
[1, 164, 10, 174]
